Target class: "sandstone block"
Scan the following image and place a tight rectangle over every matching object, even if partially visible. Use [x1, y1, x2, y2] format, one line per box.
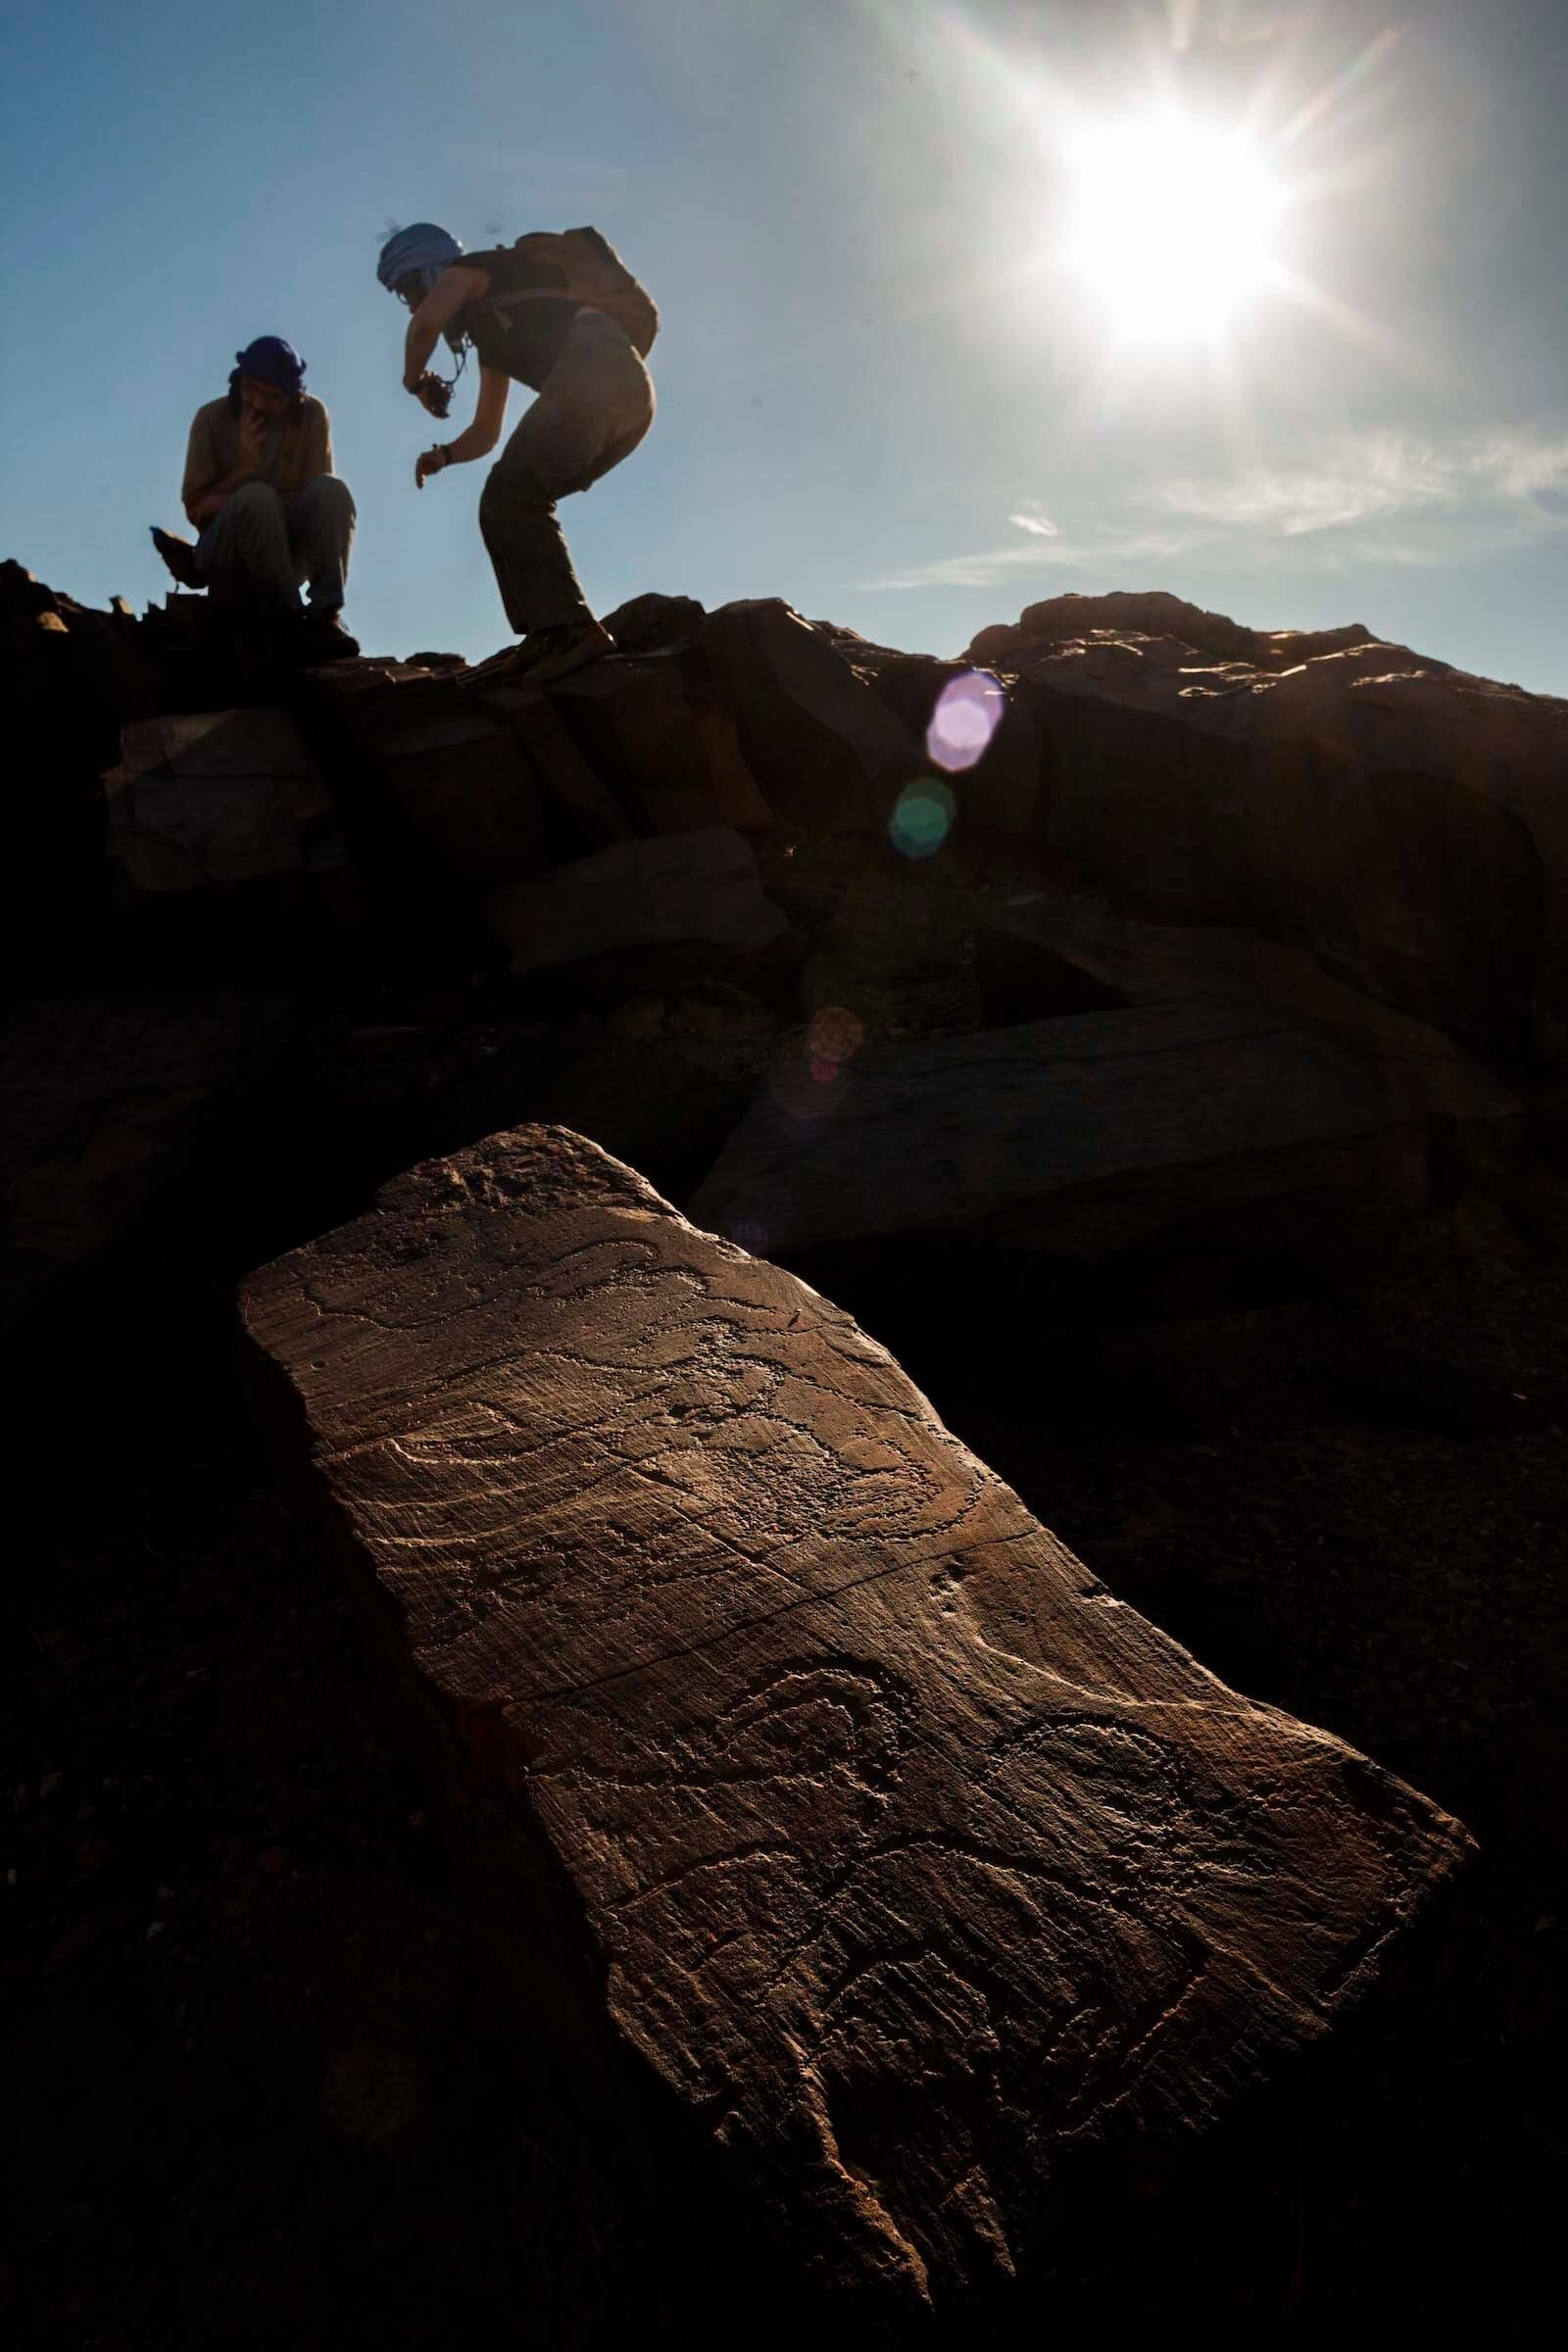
[698, 601, 922, 833]
[548, 658, 772, 834]
[486, 829, 790, 985]
[241, 1125, 1471, 2319]
[103, 708, 342, 896]
[474, 681, 635, 855]
[602, 591, 707, 656]
[307, 662, 546, 891]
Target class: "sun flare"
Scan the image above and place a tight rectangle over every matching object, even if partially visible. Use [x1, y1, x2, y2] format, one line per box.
[1060, 112, 1288, 347]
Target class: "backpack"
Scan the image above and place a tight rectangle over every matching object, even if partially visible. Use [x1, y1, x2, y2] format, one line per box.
[508, 226, 660, 357]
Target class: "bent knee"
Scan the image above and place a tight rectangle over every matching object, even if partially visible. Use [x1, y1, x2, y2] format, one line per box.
[226, 481, 282, 517]
[304, 473, 355, 518]
[480, 463, 551, 518]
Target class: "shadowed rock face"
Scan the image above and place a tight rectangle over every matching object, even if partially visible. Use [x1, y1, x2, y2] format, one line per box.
[690, 994, 1520, 1286]
[304, 662, 548, 892]
[955, 604, 1568, 1061]
[240, 1124, 1471, 2321]
[697, 599, 924, 832]
[484, 827, 794, 1003]
[1, 991, 299, 1324]
[543, 657, 773, 833]
[103, 708, 343, 895]
[24, 555, 1568, 1061]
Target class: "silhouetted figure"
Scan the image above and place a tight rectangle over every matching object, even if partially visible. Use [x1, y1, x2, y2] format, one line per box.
[378, 223, 657, 686]
[152, 336, 358, 660]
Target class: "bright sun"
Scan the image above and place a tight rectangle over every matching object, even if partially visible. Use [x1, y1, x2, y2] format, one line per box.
[1060, 113, 1288, 347]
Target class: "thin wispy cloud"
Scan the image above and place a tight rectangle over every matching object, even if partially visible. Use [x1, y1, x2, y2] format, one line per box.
[868, 528, 1205, 592]
[1158, 434, 1456, 535]
[868, 422, 1568, 591]
[1160, 426, 1568, 539]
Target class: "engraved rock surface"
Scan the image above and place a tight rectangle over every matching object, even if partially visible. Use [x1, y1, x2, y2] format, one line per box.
[240, 1124, 1471, 2316]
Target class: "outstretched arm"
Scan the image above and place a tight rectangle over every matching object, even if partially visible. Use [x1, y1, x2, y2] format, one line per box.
[403, 264, 490, 410]
[416, 367, 512, 487]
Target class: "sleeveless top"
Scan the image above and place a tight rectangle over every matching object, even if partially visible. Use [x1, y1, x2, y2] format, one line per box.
[457, 247, 582, 391]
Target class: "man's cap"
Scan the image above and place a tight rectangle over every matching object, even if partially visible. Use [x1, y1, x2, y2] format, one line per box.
[232, 335, 307, 392]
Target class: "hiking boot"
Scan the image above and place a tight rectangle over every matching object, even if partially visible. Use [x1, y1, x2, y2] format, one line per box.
[296, 608, 361, 663]
[458, 644, 527, 692]
[517, 618, 615, 685]
[459, 621, 614, 694]
[150, 526, 204, 590]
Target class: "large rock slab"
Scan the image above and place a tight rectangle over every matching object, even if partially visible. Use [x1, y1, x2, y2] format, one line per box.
[306, 662, 546, 891]
[241, 1124, 1470, 2319]
[98, 707, 353, 976]
[486, 828, 791, 993]
[810, 635, 1046, 838]
[691, 998, 1520, 1276]
[601, 589, 707, 656]
[473, 680, 635, 856]
[697, 600, 922, 833]
[545, 657, 772, 834]
[103, 708, 343, 896]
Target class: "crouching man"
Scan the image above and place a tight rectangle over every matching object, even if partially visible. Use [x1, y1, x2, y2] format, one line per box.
[152, 336, 359, 659]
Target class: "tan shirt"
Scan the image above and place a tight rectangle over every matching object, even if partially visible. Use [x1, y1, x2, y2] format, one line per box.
[181, 393, 334, 523]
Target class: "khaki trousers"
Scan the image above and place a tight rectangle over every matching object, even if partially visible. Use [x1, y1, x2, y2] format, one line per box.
[478, 310, 655, 634]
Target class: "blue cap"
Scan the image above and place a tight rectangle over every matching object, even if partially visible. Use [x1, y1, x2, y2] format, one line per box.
[232, 335, 307, 392]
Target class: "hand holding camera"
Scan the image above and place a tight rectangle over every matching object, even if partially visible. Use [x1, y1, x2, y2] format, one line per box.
[413, 372, 453, 419]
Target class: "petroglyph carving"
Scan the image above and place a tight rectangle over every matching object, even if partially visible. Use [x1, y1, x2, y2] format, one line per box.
[242, 1125, 1471, 2312]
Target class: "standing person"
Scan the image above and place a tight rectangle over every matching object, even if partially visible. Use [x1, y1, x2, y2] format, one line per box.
[377, 223, 657, 686]
[151, 336, 359, 659]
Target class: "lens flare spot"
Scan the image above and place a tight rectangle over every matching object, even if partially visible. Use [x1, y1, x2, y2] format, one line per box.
[890, 779, 957, 860]
[768, 1047, 851, 1118]
[808, 1006, 864, 1064]
[927, 671, 1004, 773]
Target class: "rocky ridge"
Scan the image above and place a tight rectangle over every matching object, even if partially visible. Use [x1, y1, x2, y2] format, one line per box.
[6, 557, 1565, 2337]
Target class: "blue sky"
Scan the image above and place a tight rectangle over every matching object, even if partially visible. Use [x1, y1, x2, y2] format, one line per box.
[5, 0, 1566, 688]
